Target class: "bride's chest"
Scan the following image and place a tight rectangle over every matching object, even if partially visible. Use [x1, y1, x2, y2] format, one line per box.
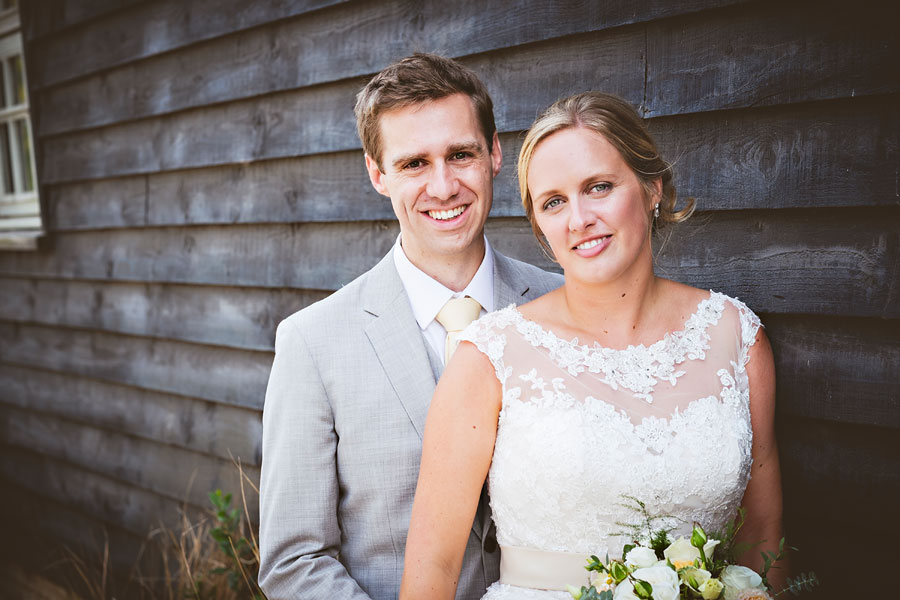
[491, 395, 752, 493]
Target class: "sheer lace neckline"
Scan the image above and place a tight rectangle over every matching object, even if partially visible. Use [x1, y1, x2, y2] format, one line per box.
[492, 291, 727, 404]
[508, 290, 722, 354]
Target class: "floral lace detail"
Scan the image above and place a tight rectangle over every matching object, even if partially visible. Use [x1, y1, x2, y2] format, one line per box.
[460, 292, 760, 600]
[504, 293, 726, 404]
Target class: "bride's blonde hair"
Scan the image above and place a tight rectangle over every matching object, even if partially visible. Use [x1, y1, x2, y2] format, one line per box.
[517, 92, 694, 255]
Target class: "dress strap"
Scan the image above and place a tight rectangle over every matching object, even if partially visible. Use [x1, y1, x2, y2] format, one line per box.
[499, 545, 592, 591]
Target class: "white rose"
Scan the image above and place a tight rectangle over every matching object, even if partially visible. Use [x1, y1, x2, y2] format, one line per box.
[699, 577, 724, 599]
[662, 536, 720, 568]
[680, 566, 711, 590]
[613, 566, 680, 600]
[720, 565, 766, 600]
[625, 546, 659, 569]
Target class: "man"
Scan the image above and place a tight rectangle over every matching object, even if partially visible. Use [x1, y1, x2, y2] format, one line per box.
[258, 53, 561, 599]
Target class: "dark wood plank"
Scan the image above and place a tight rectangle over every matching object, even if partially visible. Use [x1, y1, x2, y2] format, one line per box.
[0, 363, 261, 463]
[645, 0, 899, 117]
[0, 221, 401, 291]
[0, 209, 897, 317]
[779, 521, 870, 600]
[0, 277, 326, 351]
[28, 0, 350, 87]
[0, 322, 272, 409]
[778, 418, 900, 596]
[1, 480, 148, 578]
[651, 207, 900, 318]
[37, 21, 642, 183]
[44, 174, 150, 230]
[0, 404, 259, 513]
[22, 0, 148, 41]
[41, 97, 898, 231]
[32, 0, 742, 134]
[648, 96, 900, 210]
[0, 445, 196, 537]
[38, 78, 364, 183]
[44, 152, 390, 230]
[767, 315, 900, 428]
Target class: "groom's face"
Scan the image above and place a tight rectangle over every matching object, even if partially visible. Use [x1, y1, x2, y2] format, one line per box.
[365, 93, 502, 272]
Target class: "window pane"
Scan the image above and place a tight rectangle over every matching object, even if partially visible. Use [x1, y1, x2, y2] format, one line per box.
[14, 119, 33, 192]
[8, 55, 24, 105]
[0, 123, 12, 194]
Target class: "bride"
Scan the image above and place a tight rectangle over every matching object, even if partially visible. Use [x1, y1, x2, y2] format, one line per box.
[400, 92, 784, 599]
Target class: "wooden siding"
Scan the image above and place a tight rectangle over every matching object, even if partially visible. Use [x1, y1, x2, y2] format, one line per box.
[0, 0, 896, 595]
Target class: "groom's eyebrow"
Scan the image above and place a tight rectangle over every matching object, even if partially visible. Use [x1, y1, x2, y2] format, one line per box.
[447, 141, 484, 156]
[390, 153, 424, 170]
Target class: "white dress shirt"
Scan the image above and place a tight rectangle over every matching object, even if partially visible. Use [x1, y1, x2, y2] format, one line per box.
[393, 235, 495, 365]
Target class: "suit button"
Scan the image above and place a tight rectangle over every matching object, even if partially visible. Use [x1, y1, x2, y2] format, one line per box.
[484, 533, 498, 553]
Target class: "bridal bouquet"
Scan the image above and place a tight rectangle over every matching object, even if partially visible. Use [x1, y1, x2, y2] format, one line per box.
[567, 502, 817, 600]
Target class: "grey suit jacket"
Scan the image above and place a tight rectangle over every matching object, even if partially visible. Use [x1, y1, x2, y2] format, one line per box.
[258, 248, 562, 600]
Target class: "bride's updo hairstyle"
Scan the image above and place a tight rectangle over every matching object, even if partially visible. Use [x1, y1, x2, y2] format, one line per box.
[517, 91, 694, 255]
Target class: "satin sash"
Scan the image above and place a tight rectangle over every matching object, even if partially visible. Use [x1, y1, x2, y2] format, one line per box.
[498, 545, 593, 591]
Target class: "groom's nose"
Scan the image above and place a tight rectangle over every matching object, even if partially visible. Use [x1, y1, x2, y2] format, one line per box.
[425, 162, 460, 200]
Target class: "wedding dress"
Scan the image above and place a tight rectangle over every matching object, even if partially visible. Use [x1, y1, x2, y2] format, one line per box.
[458, 291, 760, 599]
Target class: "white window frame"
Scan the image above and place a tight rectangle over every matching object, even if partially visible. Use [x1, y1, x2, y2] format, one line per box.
[0, 1, 42, 250]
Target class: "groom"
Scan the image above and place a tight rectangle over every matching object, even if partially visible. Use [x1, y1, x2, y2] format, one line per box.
[258, 53, 561, 599]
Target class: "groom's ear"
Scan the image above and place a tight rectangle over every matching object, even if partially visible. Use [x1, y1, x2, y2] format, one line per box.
[490, 132, 502, 178]
[365, 154, 390, 197]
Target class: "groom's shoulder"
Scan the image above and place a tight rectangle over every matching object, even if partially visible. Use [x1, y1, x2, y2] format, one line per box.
[495, 250, 563, 293]
[279, 259, 382, 335]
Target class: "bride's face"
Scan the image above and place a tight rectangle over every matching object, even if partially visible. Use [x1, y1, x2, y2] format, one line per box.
[528, 127, 658, 286]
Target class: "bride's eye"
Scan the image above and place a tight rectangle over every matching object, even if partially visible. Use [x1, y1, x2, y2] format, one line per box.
[542, 197, 563, 210]
[590, 182, 611, 194]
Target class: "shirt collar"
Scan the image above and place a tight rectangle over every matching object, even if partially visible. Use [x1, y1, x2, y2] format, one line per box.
[392, 235, 495, 331]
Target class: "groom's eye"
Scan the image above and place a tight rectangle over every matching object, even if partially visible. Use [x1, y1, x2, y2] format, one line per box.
[451, 151, 472, 160]
[404, 159, 424, 169]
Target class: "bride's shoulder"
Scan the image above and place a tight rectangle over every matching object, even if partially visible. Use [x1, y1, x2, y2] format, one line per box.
[658, 279, 759, 321]
[513, 287, 565, 323]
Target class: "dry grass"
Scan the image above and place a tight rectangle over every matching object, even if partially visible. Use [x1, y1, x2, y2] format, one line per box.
[43, 457, 264, 600]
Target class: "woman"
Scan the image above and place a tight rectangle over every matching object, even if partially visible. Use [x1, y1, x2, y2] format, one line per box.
[401, 92, 784, 599]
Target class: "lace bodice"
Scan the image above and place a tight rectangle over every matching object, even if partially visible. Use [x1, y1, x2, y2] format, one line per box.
[458, 292, 761, 599]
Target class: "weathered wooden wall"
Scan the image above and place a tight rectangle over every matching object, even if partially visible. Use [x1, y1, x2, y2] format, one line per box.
[0, 0, 896, 595]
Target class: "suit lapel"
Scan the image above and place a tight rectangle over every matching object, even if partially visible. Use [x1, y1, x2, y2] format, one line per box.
[362, 254, 436, 441]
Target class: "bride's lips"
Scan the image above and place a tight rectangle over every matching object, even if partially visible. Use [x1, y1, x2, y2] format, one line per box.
[572, 234, 612, 257]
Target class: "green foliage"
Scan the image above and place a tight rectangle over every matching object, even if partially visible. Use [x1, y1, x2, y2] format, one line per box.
[570, 585, 613, 600]
[204, 489, 266, 600]
[648, 528, 671, 558]
[632, 578, 653, 599]
[758, 536, 795, 591]
[777, 572, 819, 597]
[613, 496, 674, 552]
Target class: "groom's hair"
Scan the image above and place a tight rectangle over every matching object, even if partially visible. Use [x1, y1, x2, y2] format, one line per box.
[354, 53, 497, 171]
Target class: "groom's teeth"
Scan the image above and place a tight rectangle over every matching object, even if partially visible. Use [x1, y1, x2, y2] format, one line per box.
[429, 206, 466, 220]
[575, 237, 606, 250]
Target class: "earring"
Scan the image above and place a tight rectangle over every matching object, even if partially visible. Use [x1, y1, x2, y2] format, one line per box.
[653, 202, 660, 219]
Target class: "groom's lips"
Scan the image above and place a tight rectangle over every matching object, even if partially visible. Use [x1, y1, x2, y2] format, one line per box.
[423, 203, 469, 224]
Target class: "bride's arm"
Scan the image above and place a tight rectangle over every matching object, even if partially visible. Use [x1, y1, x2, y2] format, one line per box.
[400, 341, 502, 600]
[737, 327, 788, 589]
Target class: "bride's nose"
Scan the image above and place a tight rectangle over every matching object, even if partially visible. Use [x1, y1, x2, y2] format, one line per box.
[568, 197, 597, 232]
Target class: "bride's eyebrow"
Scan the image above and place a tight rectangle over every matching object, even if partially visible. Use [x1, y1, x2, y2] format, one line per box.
[531, 188, 560, 205]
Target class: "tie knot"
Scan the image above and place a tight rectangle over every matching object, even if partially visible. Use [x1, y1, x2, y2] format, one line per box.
[436, 296, 482, 333]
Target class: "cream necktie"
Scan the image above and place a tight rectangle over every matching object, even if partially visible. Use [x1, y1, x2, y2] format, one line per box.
[435, 296, 482, 363]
